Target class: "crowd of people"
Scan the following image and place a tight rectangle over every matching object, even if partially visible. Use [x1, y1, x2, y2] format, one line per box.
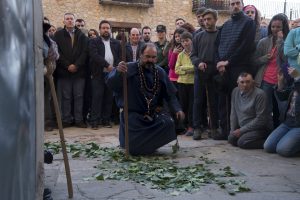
[43, 0, 300, 157]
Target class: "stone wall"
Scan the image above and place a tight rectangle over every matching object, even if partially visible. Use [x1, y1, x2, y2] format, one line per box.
[42, 0, 229, 39]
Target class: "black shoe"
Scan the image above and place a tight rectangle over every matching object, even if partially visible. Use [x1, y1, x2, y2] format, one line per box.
[43, 188, 53, 200]
[193, 129, 202, 140]
[102, 121, 112, 128]
[62, 122, 72, 128]
[91, 123, 98, 130]
[44, 150, 53, 164]
[75, 121, 87, 128]
[212, 131, 228, 140]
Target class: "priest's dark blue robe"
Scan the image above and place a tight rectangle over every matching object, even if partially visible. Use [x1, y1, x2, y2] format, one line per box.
[106, 62, 181, 155]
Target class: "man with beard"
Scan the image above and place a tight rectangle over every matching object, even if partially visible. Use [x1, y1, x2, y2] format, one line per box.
[142, 26, 152, 43]
[89, 20, 121, 129]
[214, 0, 256, 140]
[194, 7, 207, 35]
[107, 43, 185, 155]
[191, 9, 219, 140]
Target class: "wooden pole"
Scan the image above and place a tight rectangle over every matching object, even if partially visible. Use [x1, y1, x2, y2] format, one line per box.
[205, 84, 213, 137]
[46, 73, 73, 198]
[120, 30, 129, 158]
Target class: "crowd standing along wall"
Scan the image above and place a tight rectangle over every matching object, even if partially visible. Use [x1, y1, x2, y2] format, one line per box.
[42, 0, 229, 40]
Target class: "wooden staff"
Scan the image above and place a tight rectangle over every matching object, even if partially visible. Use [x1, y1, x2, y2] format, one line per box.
[46, 70, 73, 198]
[120, 30, 129, 158]
[205, 84, 213, 138]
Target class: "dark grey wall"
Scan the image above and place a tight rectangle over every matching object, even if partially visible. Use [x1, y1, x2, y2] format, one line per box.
[0, 0, 43, 199]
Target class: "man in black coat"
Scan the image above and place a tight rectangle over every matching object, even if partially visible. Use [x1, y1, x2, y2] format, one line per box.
[89, 20, 121, 129]
[214, 0, 256, 140]
[54, 12, 88, 128]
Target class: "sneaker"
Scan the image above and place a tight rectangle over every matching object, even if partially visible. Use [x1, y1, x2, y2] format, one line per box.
[75, 121, 87, 128]
[193, 129, 202, 140]
[102, 121, 112, 128]
[185, 130, 194, 136]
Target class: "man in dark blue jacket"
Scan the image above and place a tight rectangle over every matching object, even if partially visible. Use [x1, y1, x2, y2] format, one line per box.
[214, 0, 256, 140]
[89, 20, 121, 129]
[54, 13, 88, 128]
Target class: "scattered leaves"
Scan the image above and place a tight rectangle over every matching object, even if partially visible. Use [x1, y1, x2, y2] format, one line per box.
[45, 142, 251, 195]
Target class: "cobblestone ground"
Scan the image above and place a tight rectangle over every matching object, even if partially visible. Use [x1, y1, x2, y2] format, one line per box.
[44, 126, 300, 200]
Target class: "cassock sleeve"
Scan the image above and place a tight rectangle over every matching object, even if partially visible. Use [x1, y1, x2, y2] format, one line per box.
[106, 68, 123, 93]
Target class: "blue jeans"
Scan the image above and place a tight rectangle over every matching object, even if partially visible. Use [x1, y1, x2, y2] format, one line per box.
[264, 123, 300, 157]
[260, 81, 280, 128]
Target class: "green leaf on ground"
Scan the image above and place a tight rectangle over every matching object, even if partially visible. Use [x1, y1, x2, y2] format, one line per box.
[45, 142, 251, 196]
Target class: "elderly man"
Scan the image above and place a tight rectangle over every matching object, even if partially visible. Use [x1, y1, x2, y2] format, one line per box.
[107, 43, 184, 155]
[214, 0, 256, 140]
[126, 28, 144, 62]
[228, 73, 273, 149]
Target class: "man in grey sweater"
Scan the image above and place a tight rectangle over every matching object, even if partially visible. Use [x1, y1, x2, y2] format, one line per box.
[229, 73, 273, 149]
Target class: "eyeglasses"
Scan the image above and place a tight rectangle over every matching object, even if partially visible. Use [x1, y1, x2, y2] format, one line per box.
[246, 11, 255, 14]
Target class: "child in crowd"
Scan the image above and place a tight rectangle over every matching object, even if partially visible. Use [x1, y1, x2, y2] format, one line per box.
[168, 28, 185, 84]
[168, 28, 186, 134]
[175, 32, 194, 136]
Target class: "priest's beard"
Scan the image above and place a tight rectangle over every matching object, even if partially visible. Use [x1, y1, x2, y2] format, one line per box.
[141, 62, 155, 69]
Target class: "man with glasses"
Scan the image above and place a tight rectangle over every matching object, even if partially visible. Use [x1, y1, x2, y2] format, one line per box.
[228, 73, 272, 149]
[214, 0, 256, 140]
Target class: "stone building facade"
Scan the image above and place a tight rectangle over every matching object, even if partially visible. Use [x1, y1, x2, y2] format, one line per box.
[42, 0, 229, 40]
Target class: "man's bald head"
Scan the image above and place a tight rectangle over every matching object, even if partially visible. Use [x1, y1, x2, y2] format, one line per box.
[129, 28, 140, 45]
